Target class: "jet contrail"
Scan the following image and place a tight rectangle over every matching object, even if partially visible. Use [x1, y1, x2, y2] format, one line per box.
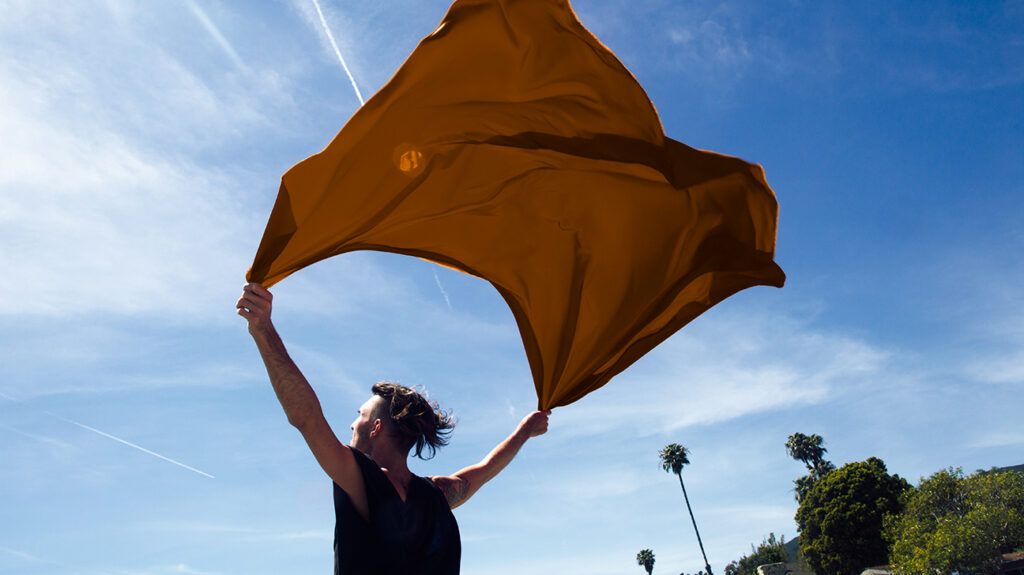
[43, 411, 215, 479]
[185, 0, 249, 72]
[433, 269, 453, 310]
[0, 424, 75, 450]
[310, 0, 365, 105]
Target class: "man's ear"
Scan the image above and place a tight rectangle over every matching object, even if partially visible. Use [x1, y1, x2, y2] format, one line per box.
[370, 418, 383, 438]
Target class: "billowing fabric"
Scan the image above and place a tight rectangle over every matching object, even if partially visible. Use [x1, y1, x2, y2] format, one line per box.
[333, 447, 460, 575]
[247, 0, 785, 409]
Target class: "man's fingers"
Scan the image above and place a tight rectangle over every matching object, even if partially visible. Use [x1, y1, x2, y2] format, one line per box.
[244, 283, 273, 301]
[236, 293, 268, 312]
[237, 307, 254, 320]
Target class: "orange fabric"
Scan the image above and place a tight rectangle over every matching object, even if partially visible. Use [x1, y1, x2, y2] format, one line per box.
[246, 0, 785, 409]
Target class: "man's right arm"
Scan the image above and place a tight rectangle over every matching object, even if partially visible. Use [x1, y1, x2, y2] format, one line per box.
[237, 283, 369, 520]
[431, 409, 550, 509]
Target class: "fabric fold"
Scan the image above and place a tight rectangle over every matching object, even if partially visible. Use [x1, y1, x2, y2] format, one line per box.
[247, 0, 785, 409]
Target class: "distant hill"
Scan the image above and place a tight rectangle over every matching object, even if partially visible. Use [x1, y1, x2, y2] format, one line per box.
[783, 536, 800, 561]
[983, 464, 1024, 475]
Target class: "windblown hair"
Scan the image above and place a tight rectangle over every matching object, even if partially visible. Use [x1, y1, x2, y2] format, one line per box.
[371, 381, 455, 460]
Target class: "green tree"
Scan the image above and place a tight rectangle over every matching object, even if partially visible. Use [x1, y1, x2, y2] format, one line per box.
[725, 533, 789, 575]
[660, 443, 714, 575]
[885, 467, 1024, 575]
[795, 457, 909, 575]
[637, 548, 656, 575]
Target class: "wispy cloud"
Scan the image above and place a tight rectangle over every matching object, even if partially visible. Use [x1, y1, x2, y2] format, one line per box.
[139, 520, 331, 542]
[0, 545, 120, 575]
[0, 1, 304, 321]
[964, 352, 1024, 385]
[537, 466, 653, 502]
[703, 503, 794, 524]
[119, 563, 225, 575]
[0, 545, 46, 563]
[968, 430, 1024, 449]
[550, 309, 888, 439]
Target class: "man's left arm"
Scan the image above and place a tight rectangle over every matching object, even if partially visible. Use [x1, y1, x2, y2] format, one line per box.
[431, 410, 550, 509]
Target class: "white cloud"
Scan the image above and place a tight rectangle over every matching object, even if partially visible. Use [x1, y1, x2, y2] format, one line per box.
[0, 545, 45, 563]
[703, 503, 793, 524]
[119, 563, 224, 575]
[138, 520, 331, 543]
[968, 430, 1024, 449]
[668, 18, 752, 70]
[537, 466, 654, 502]
[0, 3, 293, 321]
[549, 309, 888, 439]
[964, 351, 1024, 385]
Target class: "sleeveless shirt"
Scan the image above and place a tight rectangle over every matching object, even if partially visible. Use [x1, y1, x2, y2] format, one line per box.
[333, 447, 461, 575]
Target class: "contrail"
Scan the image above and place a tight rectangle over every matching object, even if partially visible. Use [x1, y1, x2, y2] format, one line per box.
[0, 424, 74, 450]
[43, 411, 215, 479]
[433, 269, 453, 310]
[0, 390, 213, 479]
[311, 0, 365, 105]
[185, 0, 249, 72]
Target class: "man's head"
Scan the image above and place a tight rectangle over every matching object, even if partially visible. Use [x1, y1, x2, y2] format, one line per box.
[349, 381, 455, 460]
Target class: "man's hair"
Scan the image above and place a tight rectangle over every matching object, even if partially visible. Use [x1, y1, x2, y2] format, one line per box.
[371, 381, 455, 460]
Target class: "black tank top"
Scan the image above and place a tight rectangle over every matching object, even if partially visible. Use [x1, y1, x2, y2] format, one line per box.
[333, 447, 461, 575]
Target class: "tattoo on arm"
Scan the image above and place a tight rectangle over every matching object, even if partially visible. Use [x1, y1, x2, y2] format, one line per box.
[436, 476, 470, 508]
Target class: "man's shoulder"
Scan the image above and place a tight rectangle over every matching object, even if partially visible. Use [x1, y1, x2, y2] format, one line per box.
[424, 475, 469, 509]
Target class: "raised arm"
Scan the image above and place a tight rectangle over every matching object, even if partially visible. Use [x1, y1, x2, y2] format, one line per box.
[431, 410, 550, 510]
[236, 283, 368, 520]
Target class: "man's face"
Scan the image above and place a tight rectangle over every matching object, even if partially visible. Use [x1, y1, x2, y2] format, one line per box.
[350, 395, 383, 450]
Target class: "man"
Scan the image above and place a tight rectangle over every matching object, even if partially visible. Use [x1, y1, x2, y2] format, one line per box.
[236, 282, 551, 574]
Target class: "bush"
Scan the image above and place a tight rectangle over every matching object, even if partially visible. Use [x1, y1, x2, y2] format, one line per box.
[885, 467, 1024, 575]
[724, 533, 788, 575]
[795, 457, 909, 575]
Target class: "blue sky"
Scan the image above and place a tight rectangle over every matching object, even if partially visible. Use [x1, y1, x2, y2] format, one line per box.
[1, 0, 1021, 573]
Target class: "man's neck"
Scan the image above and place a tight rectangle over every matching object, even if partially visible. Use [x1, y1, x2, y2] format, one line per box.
[365, 444, 412, 482]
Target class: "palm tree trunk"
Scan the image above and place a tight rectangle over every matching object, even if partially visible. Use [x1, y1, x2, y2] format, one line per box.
[677, 472, 713, 575]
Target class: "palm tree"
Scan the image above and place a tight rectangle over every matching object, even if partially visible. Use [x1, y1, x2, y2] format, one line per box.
[786, 433, 834, 502]
[785, 432, 827, 472]
[636, 548, 655, 575]
[659, 443, 713, 575]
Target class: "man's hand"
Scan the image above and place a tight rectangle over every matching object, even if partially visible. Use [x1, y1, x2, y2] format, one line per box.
[236, 283, 274, 337]
[517, 409, 551, 438]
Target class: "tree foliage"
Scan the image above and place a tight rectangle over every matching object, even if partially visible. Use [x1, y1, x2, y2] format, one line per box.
[786, 433, 828, 470]
[885, 467, 1024, 575]
[787, 432, 835, 503]
[795, 457, 910, 575]
[660, 443, 691, 475]
[637, 548, 656, 575]
[724, 533, 789, 575]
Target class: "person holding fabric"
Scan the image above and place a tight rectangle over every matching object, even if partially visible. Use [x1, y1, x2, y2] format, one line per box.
[236, 282, 551, 575]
